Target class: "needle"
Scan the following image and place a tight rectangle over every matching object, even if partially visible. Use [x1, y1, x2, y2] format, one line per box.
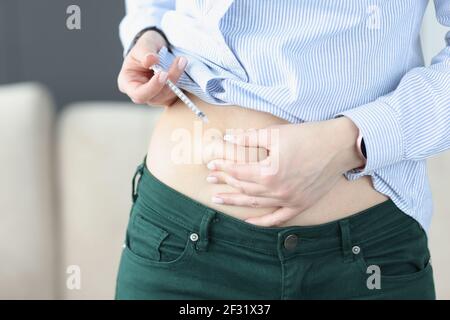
[151, 65, 209, 123]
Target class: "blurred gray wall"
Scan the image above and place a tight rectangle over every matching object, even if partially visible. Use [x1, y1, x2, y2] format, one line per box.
[0, 1, 447, 109]
[0, 0, 127, 109]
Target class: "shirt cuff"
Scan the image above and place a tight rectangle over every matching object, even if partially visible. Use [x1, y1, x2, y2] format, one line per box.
[334, 99, 404, 180]
[119, 15, 164, 57]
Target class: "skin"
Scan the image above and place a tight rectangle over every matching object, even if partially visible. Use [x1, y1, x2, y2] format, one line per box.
[117, 30, 186, 107]
[118, 31, 373, 227]
[205, 118, 367, 226]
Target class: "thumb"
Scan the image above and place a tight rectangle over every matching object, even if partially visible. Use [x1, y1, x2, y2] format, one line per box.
[141, 52, 160, 69]
[131, 41, 161, 69]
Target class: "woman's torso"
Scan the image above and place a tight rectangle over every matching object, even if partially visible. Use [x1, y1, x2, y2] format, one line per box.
[159, 0, 428, 123]
[146, 92, 389, 227]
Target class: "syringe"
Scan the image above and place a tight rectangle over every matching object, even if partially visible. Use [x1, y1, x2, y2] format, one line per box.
[151, 65, 209, 123]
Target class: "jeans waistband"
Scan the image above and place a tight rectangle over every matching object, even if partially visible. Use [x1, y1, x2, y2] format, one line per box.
[133, 157, 416, 258]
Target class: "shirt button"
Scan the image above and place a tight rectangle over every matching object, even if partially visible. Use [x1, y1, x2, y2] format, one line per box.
[284, 234, 298, 251]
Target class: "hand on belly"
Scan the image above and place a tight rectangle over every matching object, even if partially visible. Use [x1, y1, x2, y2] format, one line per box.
[147, 97, 388, 227]
[204, 118, 369, 227]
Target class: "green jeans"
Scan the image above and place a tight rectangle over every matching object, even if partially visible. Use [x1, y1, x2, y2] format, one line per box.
[115, 158, 435, 300]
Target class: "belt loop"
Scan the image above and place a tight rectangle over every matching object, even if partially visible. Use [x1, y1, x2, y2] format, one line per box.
[339, 219, 353, 263]
[131, 156, 146, 202]
[196, 208, 217, 252]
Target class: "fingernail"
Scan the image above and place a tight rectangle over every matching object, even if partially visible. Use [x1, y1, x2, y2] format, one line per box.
[178, 57, 187, 70]
[223, 134, 234, 143]
[206, 176, 218, 183]
[212, 196, 224, 204]
[158, 71, 168, 84]
[145, 53, 158, 61]
[207, 161, 216, 170]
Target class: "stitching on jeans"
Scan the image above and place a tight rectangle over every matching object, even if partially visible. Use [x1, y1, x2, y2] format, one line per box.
[353, 219, 416, 246]
[285, 247, 341, 261]
[135, 201, 193, 231]
[210, 236, 278, 256]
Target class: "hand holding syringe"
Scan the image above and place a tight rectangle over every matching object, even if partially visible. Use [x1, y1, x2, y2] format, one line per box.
[151, 64, 209, 123]
[117, 31, 205, 119]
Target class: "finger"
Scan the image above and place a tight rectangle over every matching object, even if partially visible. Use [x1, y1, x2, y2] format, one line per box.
[141, 52, 160, 70]
[129, 40, 161, 69]
[118, 55, 150, 94]
[125, 70, 169, 105]
[207, 159, 263, 183]
[168, 56, 188, 81]
[223, 127, 278, 149]
[206, 171, 269, 196]
[211, 193, 281, 208]
[202, 138, 268, 164]
[245, 207, 298, 227]
[153, 56, 188, 99]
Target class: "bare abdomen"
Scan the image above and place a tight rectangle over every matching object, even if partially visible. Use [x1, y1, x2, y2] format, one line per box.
[146, 92, 389, 227]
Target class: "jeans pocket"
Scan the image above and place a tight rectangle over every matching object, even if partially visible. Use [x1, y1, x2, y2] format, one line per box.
[354, 221, 431, 282]
[125, 204, 195, 269]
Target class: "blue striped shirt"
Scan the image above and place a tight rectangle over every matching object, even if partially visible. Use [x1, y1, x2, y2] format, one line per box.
[120, 0, 450, 232]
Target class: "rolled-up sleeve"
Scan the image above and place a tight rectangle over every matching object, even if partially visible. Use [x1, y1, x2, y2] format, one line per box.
[335, 0, 450, 180]
[119, 0, 175, 56]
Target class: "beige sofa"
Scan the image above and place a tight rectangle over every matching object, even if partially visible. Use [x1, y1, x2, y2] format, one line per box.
[0, 83, 162, 299]
[0, 82, 449, 299]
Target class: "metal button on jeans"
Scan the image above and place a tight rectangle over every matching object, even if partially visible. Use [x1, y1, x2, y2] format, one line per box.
[284, 234, 298, 251]
[190, 233, 199, 242]
[352, 246, 361, 255]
